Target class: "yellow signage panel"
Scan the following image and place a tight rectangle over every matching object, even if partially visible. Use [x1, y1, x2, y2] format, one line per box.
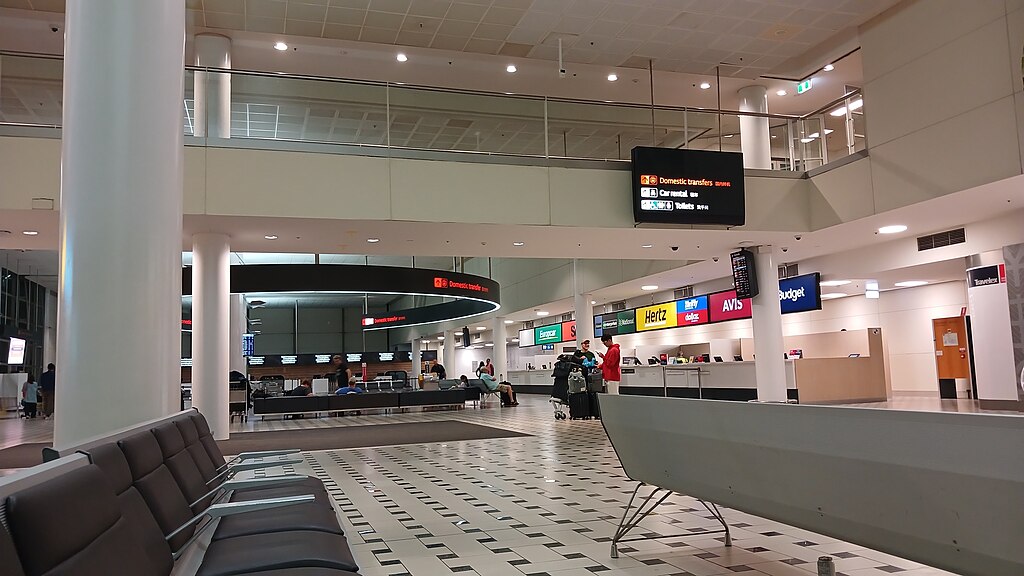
[636, 302, 678, 332]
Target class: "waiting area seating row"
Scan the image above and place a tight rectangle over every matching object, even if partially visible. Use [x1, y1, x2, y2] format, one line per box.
[1, 409, 361, 575]
[253, 386, 491, 417]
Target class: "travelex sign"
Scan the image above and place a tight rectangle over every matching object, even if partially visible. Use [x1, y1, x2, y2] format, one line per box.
[594, 272, 821, 337]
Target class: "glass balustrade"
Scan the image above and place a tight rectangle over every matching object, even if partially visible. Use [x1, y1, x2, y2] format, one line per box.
[0, 51, 866, 172]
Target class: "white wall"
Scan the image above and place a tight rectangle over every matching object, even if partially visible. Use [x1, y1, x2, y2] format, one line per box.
[601, 281, 968, 395]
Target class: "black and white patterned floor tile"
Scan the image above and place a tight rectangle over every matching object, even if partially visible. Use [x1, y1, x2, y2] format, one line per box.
[235, 396, 959, 576]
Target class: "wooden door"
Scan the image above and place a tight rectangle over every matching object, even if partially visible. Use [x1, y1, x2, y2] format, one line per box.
[932, 316, 971, 379]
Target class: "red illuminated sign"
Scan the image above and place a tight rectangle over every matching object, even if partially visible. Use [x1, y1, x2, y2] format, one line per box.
[362, 314, 407, 327]
[435, 277, 489, 293]
[708, 290, 752, 322]
[561, 320, 576, 341]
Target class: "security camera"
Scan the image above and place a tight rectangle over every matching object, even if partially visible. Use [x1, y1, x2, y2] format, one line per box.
[781, 246, 789, 253]
[51, 26, 59, 32]
[559, 69, 567, 78]
[670, 246, 679, 251]
[794, 234, 802, 241]
[712, 256, 720, 262]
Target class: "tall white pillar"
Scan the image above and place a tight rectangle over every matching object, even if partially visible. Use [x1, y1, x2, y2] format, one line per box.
[573, 260, 594, 345]
[443, 329, 456, 373]
[751, 246, 788, 401]
[192, 234, 231, 440]
[738, 85, 771, 169]
[229, 294, 246, 375]
[54, 1, 184, 449]
[411, 337, 422, 383]
[193, 33, 231, 138]
[493, 316, 508, 381]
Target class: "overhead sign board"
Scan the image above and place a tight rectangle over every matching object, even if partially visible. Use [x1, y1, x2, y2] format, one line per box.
[631, 147, 745, 226]
[636, 302, 678, 332]
[676, 295, 709, 326]
[535, 323, 563, 345]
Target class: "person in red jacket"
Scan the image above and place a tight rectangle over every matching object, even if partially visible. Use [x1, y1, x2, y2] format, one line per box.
[599, 334, 621, 395]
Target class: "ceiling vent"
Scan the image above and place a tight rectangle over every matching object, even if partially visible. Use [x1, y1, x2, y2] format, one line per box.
[778, 263, 799, 279]
[561, 313, 573, 322]
[674, 286, 695, 299]
[917, 228, 966, 251]
[611, 301, 627, 312]
[523, 320, 534, 329]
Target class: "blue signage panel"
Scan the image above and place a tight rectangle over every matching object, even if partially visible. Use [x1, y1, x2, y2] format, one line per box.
[779, 273, 822, 314]
[242, 333, 255, 357]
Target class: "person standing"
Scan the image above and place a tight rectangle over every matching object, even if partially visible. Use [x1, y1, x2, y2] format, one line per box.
[475, 361, 486, 378]
[429, 359, 447, 380]
[21, 373, 39, 419]
[599, 335, 621, 395]
[329, 354, 352, 386]
[39, 363, 55, 419]
[484, 358, 494, 377]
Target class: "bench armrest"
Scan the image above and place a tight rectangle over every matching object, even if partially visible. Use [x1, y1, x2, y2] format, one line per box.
[168, 494, 316, 542]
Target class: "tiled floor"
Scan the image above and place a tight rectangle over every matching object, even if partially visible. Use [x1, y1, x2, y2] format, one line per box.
[230, 398, 961, 576]
[0, 396, 997, 574]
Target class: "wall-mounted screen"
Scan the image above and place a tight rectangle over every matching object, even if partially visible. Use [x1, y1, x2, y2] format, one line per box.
[730, 249, 759, 299]
[631, 146, 745, 226]
[7, 337, 26, 365]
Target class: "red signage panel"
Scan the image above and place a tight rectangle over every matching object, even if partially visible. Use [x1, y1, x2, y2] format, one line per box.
[708, 290, 752, 322]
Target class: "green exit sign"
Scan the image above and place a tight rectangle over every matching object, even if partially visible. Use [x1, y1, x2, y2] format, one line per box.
[796, 79, 813, 94]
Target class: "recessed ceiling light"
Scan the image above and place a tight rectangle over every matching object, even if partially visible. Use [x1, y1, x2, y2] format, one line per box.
[607, 73, 618, 82]
[513, 241, 524, 246]
[724, 134, 733, 138]
[800, 137, 814, 143]
[511, 337, 519, 342]
[641, 285, 658, 291]
[895, 281, 929, 288]
[641, 244, 653, 248]
[367, 237, 381, 243]
[776, 89, 787, 96]
[850, 99, 863, 111]
[821, 293, 848, 299]
[421, 340, 431, 345]
[506, 64, 517, 73]
[823, 64, 835, 71]
[437, 335, 445, 340]
[264, 235, 278, 240]
[877, 225, 907, 234]
[866, 281, 879, 291]
[699, 82, 711, 89]
[396, 53, 407, 62]
[823, 129, 834, 134]
[273, 42, 288, 51]
[476, 326, 486, 331]
[819, 280, 851, 287]
[485, 343, 494, 347]
[771, 135, 777, 138]
[536, 310, 549, 316]
[808, 132, 820, 138]
[590, 300, 597, 305]
[865, 290, 879, 299]
[21, 230, 38, 236]
[503, 319, 514, 324]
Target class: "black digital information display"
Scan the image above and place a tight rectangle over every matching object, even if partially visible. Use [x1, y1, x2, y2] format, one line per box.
[730, 249, 759, 299]
[631, 147, 745, 226]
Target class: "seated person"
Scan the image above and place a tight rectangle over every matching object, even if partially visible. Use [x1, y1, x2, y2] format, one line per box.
[335, 381, 364, 395]
[290, 379, 313, 396]
[459, 375, 469, 388]
[479, 372, 518, 406]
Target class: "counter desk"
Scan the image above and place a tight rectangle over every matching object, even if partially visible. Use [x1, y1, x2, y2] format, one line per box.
[510, 356, 885, 404]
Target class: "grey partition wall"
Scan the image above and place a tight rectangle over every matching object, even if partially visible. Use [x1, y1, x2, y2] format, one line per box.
[600, 395, 1024, 576]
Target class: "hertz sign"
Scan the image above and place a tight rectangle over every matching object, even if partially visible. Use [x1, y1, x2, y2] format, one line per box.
[636, 303, 677, 332]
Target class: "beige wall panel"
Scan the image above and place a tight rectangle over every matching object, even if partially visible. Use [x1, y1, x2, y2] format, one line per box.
[869, 97, 1021, 212]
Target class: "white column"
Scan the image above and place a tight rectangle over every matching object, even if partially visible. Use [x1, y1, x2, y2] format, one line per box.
[229, 294, 246, 375]
[443, 329, 456, 373]
[43, 290, 57, 367]
[573, 260, 594, 345]
[751, 245, 787, 401]
[193, 33, 231, 138]
[192, 234, 231, 440]
[738, 85, 771, 169]
[54, 1, 184, 449]
[493, 316, 508, 381]
[411, 337, 422, 383]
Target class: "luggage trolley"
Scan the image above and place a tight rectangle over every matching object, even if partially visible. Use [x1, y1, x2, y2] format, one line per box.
[549, 354, 576, 420]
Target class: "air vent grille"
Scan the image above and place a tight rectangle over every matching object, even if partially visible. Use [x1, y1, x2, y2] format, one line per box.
[561, 313, 574, 322]
[523, 321, 534, 329]
[611, 301, 627, 312]
[917, 228, 965, 251]
[674, 286, 695, 299]
[778, 263, 799, 279]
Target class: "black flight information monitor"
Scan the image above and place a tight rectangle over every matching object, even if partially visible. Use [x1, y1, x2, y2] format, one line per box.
[730, 249, 759, 299]
[631, 146, 745, 226]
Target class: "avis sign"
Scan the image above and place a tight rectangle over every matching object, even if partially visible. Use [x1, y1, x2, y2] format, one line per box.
[708, 290, 752, 322]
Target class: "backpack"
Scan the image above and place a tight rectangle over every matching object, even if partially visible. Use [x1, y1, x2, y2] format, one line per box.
[568, 368, 587, 394]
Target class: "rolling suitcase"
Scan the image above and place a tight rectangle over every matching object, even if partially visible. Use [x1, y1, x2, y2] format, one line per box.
[568, 391, 592, 420]
[587, 391, 601, 419]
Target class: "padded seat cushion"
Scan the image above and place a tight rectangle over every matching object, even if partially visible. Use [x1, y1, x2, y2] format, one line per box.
[212, 503, 345, 540]
[197, 531, 359, 576]
[0, 526, 26, 576]
[118, 431, 196, 551]
[153, 423, 214, 512]
[5, 465, 162, 576]
[229, 477, 331, 507]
